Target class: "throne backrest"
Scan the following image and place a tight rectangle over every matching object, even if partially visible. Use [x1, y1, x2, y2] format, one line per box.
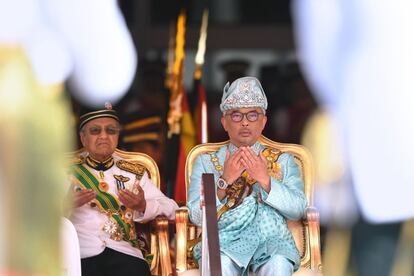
[185, 135, 315, 268]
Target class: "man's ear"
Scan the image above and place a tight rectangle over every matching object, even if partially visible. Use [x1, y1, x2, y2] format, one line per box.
[79, 131, 86, 147]
[262, 115, 267, 129]
[259, 115, 267, 133]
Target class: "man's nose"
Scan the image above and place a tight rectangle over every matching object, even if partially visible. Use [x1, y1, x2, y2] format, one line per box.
[241, 116, 249, 126]
[98, 129, 109, 138]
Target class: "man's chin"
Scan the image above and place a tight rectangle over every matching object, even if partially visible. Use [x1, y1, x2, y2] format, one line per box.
[95, 149, 114, 159]
[237, 137, 254, 147]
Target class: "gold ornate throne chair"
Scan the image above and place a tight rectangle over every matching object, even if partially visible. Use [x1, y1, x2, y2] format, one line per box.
[67, 148, 173, 276]
[175, 135, 323, 275]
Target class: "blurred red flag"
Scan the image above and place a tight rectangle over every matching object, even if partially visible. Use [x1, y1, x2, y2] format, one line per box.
[174, 90, 195, 204]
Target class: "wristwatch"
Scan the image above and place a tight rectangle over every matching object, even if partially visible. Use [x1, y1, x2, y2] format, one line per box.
[216, 177, 228, 190]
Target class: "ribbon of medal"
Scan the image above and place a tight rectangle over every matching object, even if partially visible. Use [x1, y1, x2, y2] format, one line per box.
[71, 164, 139, 248]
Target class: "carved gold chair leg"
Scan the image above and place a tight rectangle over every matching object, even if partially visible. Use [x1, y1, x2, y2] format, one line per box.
[151, 216, 173, 276]
[150, 231, 160, 275]
[186, 224, 199, 270]
[306, 207, 323, 274]
[176, 207, 189, 274]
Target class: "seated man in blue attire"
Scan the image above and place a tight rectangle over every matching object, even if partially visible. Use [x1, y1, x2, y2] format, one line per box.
[66, 103, 178, 276]
[187, 77, 307, 276]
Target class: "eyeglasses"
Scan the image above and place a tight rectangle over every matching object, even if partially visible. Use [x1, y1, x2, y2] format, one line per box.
[225, 111, 264, 122]
[86, 126, 120, 135]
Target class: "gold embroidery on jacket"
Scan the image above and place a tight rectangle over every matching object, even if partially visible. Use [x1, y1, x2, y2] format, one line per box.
[262, 148, 283, 181]
[116, 160, 146, 180]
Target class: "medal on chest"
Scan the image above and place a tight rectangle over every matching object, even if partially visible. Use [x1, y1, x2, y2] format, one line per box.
[103, 218, 123, 241]
[98, 171, 109, 192]
[114, 174, 130, 190]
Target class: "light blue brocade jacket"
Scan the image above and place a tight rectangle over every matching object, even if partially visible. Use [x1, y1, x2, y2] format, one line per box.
[187, 142, 307, 274]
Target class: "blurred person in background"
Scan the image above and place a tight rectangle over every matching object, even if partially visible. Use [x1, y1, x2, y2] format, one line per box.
[0, 0, 136, 274]
[292, 0, 414, 275]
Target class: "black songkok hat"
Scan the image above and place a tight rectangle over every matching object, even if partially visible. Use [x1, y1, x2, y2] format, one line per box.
[78, 102, 119, 130]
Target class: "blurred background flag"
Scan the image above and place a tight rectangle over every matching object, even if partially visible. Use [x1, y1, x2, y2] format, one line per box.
[174, 8, 210, 204]
[165, 9, 197, 204]
[193, 9, 209, 145]
[174, 90, 196, 204]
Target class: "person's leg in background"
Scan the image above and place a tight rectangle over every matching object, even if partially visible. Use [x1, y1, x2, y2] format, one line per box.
[351, 219, 401, 276]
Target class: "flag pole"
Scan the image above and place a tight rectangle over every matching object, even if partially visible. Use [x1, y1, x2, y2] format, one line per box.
[165, 10, 186, 199]
[194, 9, 209, 80]
[167, 9, 186, 138]
[194, 9, 209, 143]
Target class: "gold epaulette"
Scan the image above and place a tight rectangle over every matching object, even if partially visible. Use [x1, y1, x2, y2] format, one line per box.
[116, 160, 146, 180]
[262, 147, 283, 180]
[262, 147, 281, 162]
[70, 156, 85, 165]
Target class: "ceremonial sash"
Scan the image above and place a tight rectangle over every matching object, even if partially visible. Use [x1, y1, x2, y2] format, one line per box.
[71, 164, 139, 248]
